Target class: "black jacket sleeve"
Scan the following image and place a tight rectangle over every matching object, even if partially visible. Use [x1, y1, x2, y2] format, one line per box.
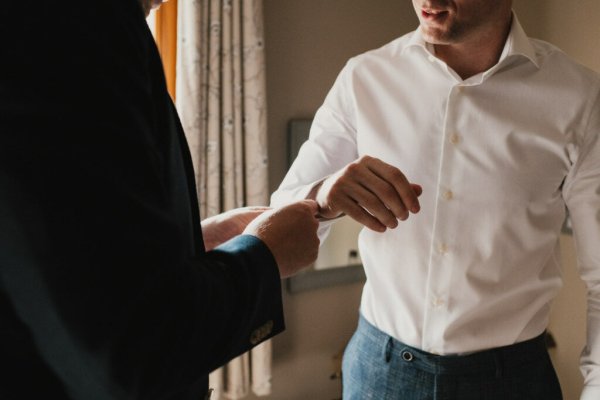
[0, 1, 284, 399]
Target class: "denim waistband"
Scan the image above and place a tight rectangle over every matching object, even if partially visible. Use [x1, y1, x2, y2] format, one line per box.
[357, 315, 549, 377]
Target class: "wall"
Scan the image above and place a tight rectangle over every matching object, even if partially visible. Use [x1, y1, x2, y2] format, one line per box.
[261, 1, 599, 399]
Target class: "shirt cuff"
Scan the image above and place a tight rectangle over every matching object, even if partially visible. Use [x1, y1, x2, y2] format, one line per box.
[580, 385, 600, 400]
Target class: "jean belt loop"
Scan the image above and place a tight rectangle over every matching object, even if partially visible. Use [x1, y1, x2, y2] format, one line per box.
[385, 337, 393, 363]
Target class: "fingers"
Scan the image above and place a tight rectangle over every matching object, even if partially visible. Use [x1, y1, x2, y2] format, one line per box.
[244, 200, 321, 278]
[411, 183, 423, 197]
[298, 199, 319, 215]
[316, 156, 422, 232]
[340, 177, 399, 230]
[340, 198, 388, 233]
[367, 158, 420, 215]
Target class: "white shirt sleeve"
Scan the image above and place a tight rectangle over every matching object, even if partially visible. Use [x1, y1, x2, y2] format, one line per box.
[270, 61, 360, 239]
[562, 83, 600, 395]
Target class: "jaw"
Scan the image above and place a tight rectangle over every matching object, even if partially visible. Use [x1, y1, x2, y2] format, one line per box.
[418, 12, 456, 45]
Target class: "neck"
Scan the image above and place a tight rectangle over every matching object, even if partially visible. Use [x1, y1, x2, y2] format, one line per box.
[434, 13, 513, 80]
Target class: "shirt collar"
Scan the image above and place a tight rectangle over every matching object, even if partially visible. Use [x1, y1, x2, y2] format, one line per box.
[500, 13, 539, 68]
[400, 12, 539, 69]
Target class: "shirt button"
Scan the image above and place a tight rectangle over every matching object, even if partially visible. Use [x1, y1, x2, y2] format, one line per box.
[428, 54, 436, 63]
[442, 190, 454, 201]
[449, 133, 461, 145]
[438, 243, 449, 254]
[456, 85, 465, 93]
[432, 297, 446, 308]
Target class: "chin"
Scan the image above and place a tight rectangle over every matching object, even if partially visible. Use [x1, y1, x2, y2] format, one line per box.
[420, 29, 453, 45]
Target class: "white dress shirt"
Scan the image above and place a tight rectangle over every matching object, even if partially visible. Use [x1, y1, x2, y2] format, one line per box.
[271, 15, 600, 399]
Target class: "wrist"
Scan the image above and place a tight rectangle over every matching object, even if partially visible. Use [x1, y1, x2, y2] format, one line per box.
[306, 176, 344, 220]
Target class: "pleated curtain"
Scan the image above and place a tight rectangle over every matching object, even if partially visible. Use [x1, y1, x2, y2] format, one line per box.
[175, 0, 272, 398]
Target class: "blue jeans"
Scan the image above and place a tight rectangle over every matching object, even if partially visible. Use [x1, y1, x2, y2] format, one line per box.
[342, 316, 562, 400]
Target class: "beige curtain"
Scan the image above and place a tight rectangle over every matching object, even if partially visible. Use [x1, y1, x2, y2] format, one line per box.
[175, 0, 271, 399]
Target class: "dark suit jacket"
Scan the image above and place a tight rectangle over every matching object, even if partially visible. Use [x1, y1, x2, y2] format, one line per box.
[0, 1, 284, 399]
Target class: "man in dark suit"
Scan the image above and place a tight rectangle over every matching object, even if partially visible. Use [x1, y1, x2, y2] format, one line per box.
[0, 1, 319, 399]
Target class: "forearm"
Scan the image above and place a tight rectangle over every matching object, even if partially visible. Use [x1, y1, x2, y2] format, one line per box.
[201, 219, 222, 251]
[201, 207, 271, 251]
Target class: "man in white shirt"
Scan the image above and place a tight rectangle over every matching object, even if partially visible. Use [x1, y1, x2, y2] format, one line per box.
[272, 0, 600, 399]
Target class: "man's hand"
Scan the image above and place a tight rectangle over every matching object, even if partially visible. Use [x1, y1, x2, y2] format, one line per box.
[243, 200, 320, 278]
[201, 207, 271, 251]
[315, 155, 422, 232]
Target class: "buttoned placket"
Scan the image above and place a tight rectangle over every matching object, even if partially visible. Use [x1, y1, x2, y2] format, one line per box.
[418, 45, 534, 353]
[421, 78, 467, 354]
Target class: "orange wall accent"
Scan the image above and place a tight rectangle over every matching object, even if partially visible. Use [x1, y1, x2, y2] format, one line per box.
[154, 0, 178, 100]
